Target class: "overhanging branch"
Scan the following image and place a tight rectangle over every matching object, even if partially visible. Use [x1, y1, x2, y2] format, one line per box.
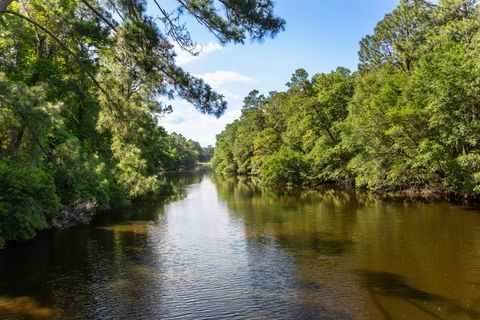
[0, 8, 125, 117]
[0, 9, 105, 92]
[79, 0, 117, 32]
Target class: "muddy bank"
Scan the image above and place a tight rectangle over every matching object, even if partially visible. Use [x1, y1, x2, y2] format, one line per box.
[50, 200, 97, 230]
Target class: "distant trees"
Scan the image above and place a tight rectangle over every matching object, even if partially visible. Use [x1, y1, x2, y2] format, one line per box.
[167, 133, 214, 169]
[213, 0, 480, 197]
[200, 145, 215, 163]
[0, 0, 283, 247]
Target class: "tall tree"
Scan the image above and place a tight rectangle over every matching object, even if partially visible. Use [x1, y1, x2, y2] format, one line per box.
[0, 0, 285, 248]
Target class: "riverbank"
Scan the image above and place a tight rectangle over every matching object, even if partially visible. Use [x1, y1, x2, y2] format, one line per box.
[49, 200, 97, 230]
[0, 168, 209, 250]
[4, 168, 476, 251]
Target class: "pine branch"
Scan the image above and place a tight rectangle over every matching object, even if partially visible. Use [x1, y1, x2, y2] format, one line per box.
[79, 0, 117, 32]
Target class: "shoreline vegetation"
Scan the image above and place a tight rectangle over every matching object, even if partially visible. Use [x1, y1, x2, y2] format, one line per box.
[0, 0, 284, 248]
[0, 144, 213, 236]
[212, 1, 480, 203]
[48, 165, 214, 231]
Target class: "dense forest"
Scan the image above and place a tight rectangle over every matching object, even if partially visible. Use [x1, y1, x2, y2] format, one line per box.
[0, 0, 284, 248]
[212, 1, 480, 198]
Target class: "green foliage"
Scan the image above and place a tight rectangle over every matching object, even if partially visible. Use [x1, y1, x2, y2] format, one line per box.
[200, 145, 215, 163]
[0, 161, 60, 248]
[167, 133, 204, 170]
[214, 0, 480, 198]
[358, 0, 432, 73]
[0, 0, 283, 247]
[260, 147, 310, 185]
[211, 121, 240, 175]
[212, 68, 355, 185]
[233, 107, 265, 174]
[252, 128, 281, 174]
[52, 137, 112, 206]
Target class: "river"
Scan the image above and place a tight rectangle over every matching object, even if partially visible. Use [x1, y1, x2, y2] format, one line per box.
[0, 170, 479, 319]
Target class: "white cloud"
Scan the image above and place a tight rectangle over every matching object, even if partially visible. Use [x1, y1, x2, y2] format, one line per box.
[219, 89, 240, 101]
[162, 41, 256, 146]
[195, 70, 256, 87]
[174, 41, 223, 66]
[160, 102, 242, 146]
[158, 70, 256, 145]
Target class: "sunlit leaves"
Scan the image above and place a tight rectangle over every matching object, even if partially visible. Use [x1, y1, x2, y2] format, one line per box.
[214, 1, 480, 198]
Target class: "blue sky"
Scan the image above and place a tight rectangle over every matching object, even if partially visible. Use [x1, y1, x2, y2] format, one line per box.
[154, 0, 400, 146]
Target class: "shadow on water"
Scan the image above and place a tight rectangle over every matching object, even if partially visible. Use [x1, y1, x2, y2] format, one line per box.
[266, 232, 356, 256]
[0, 169, 208, 319]
[308, 236, 355, 256]
[95, 168, 208, 225]
[355, 270, 480, 320]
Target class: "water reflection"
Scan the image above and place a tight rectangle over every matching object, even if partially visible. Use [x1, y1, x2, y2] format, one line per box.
[98, 221, 159, 234]
[0, 171, 479, 319]
[214, 175, 480, 319]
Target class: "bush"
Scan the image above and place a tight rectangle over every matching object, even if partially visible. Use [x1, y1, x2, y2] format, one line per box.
[260, 147, 310, 185]
[0, 161, 60, 248]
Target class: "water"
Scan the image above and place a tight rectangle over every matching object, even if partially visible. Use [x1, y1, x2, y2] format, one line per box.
[0, 170, 480, 319]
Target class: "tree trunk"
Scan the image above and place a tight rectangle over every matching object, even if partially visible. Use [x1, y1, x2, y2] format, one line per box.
[0, 0, 14, 10]
[8, 123, 26, 159]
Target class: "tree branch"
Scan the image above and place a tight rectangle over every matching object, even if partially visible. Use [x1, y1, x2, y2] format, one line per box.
[79, 0, 117, 32]
[0, 9, 121, 113]
[0, 0, 13, 11]
[152, 0, 197, 53]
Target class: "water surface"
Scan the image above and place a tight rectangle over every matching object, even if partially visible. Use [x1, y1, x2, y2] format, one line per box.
[1, 171, 480, 319]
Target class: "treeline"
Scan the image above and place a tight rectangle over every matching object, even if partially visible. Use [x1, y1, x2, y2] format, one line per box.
[0, 0, 283, 248]
[0, 65, 212, 247]
[213, 1, 480, 198]
[0, 73, 211, 246]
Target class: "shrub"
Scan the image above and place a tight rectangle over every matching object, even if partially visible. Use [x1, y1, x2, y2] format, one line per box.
[260, 147, 310, 185]
[0, 161, 60, 248]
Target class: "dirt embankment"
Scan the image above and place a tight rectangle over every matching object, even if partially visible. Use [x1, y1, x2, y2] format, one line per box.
[50, 200, 97, 229]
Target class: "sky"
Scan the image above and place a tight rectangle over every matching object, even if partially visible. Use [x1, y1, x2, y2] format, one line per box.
[153, 0, 401, 146]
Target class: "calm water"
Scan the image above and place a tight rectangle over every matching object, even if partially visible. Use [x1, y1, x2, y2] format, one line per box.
[1, 170, 480, 319]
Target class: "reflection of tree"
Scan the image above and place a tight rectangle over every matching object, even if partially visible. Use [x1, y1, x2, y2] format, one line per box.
[97, 169, 208, 224]
[356, 270, 480, 320]
[213, 175, 366, 255]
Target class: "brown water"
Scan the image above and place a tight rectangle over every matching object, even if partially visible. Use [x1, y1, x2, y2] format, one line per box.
[0, 171, 480, 319]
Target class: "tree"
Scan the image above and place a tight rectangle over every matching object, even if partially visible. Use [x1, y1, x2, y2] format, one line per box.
[0, 0, 284, 116]
[211, 121, 240, 174]
[200, 145, 215, 163]
[232, 107, 265, 174]
[306, 67, 355, 182]
[251, 128, 281, 174]
[260, 146, 309, 185]
[348, 0, 480, 192]
[0, 0, 285, 248]
[358, 0, 433, 72]
[213, 0, 480, 197]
